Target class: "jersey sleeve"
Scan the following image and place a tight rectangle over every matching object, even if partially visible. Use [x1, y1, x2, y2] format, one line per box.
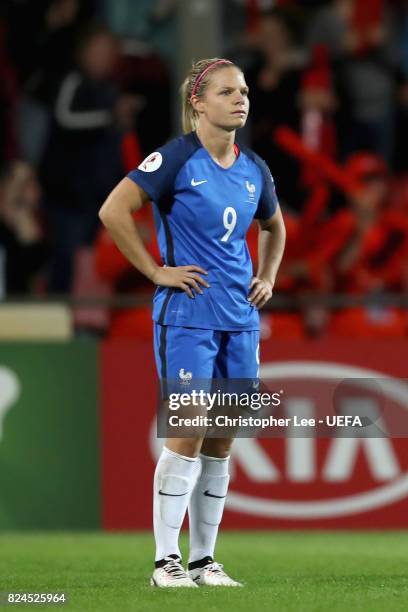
[126, 134, 198, 207]
[254, 158, 279, 220]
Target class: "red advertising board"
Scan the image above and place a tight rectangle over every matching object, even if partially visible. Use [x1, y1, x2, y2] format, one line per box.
[101, 337, 408, 530]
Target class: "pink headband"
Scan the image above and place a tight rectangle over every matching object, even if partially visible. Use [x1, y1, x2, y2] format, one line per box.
[190, 60, 233, 100]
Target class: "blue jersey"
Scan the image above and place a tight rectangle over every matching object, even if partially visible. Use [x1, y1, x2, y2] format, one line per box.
[127, 131, 278, 331]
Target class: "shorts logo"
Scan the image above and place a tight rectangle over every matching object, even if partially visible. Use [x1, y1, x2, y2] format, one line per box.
[138, 152, 163, 172]
[245, 181, 256, 202]
[179, 368, 192, 385]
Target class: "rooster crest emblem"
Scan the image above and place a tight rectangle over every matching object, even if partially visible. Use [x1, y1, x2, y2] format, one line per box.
[179, 368, 193, 384]
[246, 181, 256, 195]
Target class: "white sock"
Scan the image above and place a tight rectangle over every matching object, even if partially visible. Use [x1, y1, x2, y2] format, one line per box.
[188, 454, 230, 563]
[153, 446, 200, 562]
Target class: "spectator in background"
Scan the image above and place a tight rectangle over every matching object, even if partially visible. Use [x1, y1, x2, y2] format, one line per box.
[297, 45, 338, 190]
[394, 3, 408, 172]
[40, 23, 139, 293]
[102, 0, 173, 154]
[0, 161, 47, 297]
[0, 19, 18, 161]
[98, 1, 174, 154]
[246, 7, 306, 211]
[102, 0, 177, 64]
[274, 149, 408, 337]
[308, 0, 399, 163]
[114, 45, 172, 156]
[5, 0, 94, 166]
[333, 153, 408, 295]
[329, 152, 408, 336]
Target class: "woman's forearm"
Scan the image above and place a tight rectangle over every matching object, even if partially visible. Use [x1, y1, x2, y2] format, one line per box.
[99, 179, 160, 283]
[100, 209, 160, 282]
[256, 213, 286, 286]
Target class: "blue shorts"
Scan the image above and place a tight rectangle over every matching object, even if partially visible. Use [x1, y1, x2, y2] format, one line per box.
[153, 324, 260, 383]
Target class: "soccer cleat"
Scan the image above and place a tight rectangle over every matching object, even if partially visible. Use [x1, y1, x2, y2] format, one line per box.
[188, 558, 243, 587]
[150, 556, 198, 588]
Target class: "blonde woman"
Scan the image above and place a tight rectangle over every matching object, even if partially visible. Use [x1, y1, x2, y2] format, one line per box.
[99, 58, 286, 588]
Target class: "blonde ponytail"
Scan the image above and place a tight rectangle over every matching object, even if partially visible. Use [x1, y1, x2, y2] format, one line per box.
[180, 75, 198, 134]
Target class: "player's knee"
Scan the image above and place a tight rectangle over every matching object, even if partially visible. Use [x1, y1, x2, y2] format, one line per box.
[166, 438, 202, 458]
[202, 439, 233, 458]
[217, 442, 233, 458]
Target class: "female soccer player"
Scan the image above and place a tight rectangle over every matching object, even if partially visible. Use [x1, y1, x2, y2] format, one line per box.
[99, 58, 286, 588]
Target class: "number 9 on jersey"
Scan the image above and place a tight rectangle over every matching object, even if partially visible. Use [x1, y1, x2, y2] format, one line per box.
[221, 206, 237, 242]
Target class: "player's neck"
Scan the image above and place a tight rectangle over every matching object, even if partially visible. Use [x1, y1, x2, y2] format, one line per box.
[195, 124, 236, 169]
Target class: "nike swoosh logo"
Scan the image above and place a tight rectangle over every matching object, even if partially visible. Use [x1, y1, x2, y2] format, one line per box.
[203, 489, 226, 499]
[191, 179, 207, 187]
[158, 490, 188, 496]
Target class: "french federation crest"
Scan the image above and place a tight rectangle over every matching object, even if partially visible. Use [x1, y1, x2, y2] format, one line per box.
[246, 181, 256, 201]
[179, 368, 192, 385]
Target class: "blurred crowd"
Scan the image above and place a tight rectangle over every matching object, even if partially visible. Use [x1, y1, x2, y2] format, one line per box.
[1, 0, 408, 339]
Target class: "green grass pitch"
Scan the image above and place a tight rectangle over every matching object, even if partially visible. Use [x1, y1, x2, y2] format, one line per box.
[1, 531, 408, 611]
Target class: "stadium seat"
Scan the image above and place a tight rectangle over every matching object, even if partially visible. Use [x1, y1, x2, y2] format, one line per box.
[329, 307, 407, 338]
[261, 312, 305, 339]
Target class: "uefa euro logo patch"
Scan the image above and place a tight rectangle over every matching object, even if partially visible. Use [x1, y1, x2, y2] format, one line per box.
[138, 152, 163, 172]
